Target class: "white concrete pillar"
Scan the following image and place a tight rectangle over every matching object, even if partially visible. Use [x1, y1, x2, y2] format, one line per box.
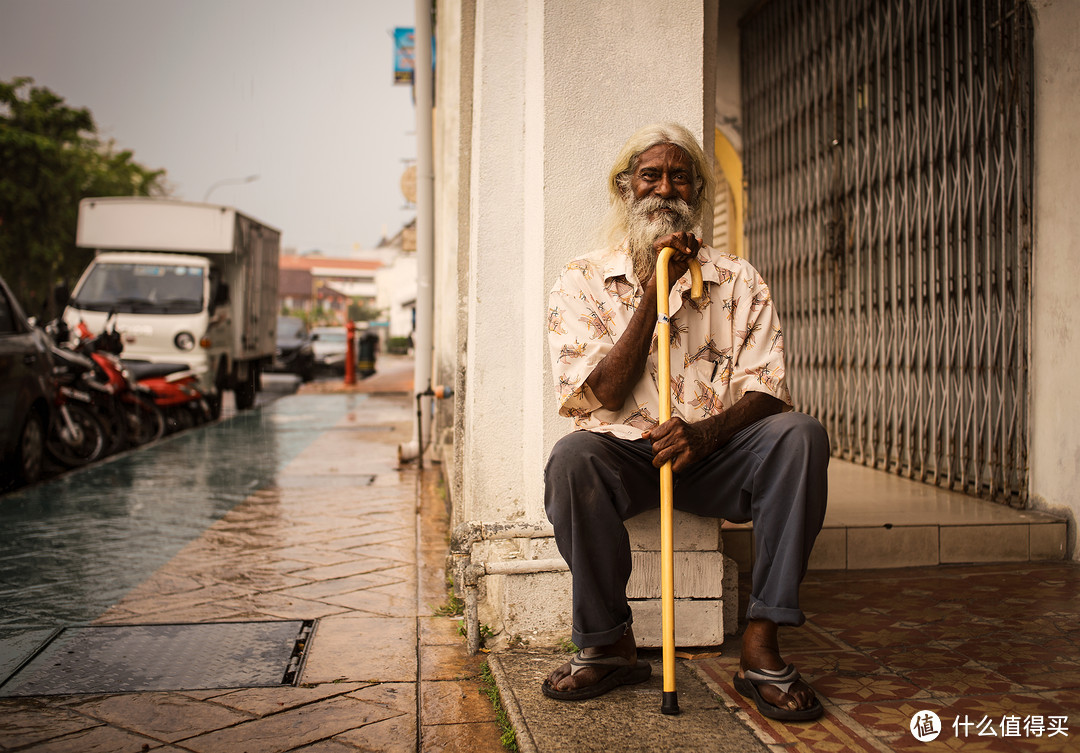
[455, 0, 722, 643]
[462, 0, 716, 526]
[1030, 0, 1080, 559]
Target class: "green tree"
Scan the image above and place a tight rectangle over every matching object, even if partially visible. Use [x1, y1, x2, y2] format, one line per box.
[348, 297, 384, 322]
[0, 77, 167, 317]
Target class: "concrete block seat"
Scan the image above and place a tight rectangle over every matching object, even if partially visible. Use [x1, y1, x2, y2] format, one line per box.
[624, 510, 736, 648]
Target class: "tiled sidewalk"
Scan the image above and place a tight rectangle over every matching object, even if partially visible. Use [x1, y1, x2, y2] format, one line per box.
[689, 563, 1080, 752]
[0, 390, 505, 752]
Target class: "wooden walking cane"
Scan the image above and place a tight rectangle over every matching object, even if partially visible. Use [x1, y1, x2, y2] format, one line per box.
[655, 247, 703, 716]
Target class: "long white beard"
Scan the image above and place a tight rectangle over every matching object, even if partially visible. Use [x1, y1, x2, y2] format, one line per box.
[625, 194, 699, 283]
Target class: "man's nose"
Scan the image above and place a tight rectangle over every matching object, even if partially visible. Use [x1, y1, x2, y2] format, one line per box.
[655, 172, 675, 198]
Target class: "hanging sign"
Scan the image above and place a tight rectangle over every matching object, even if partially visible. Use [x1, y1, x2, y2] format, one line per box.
[394, 27, 415, 85]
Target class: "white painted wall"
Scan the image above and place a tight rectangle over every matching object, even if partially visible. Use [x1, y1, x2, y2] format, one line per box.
[1029, 0, 1080, 559]
[453, 0, 715, 529]
[432, 0, 473, 473]
[374, 254, 417, 339]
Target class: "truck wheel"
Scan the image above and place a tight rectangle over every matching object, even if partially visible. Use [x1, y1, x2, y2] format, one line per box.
[206, 359, 227, 420]
[206, 391, 223, 420]
[234, 367, 257, 410]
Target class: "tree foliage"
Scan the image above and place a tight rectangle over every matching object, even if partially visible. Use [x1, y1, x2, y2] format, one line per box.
[348, 297, 384, 322]
[0, 77, 168, 317]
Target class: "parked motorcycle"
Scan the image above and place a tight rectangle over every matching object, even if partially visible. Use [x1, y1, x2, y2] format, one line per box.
[122, 359, 212, 433]
[43, 343, 109, 467]
[72, 317, 166, 448]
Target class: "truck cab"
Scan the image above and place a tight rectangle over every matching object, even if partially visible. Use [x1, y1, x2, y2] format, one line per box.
[64, 252, 224, 388]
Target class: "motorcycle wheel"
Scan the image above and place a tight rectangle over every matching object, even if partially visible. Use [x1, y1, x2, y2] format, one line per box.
[124, 395, 166, 447]
[46, 404, 107, 467]
[165, 406, 196, 434]
[12, 410, 46, 484]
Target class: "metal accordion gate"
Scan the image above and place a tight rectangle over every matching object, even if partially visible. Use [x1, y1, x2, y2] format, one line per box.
[740, 0, 1033, 505]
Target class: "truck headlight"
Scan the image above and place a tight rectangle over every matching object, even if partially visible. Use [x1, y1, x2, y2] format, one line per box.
[174, 332, 196, 351]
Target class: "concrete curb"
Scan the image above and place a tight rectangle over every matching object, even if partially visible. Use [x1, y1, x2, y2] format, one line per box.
[488, 654, 540, 753]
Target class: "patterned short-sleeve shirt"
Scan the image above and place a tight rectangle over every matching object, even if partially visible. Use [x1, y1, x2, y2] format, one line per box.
[547, 241, 792, 439]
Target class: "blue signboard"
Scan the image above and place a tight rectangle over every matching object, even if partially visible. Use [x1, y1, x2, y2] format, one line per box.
[394, 27, 415, 85]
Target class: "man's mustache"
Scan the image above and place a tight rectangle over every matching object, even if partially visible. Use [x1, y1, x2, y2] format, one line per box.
[631, 195, 694, 218]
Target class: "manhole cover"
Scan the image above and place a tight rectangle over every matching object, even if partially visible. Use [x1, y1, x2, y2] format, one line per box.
[0, 620, 312, 697]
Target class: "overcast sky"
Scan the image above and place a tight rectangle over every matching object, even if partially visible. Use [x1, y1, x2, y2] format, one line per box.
[1, 0, 418, 256]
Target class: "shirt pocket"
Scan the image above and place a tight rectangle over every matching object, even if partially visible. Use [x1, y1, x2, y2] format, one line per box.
[679, 359, 728, 419]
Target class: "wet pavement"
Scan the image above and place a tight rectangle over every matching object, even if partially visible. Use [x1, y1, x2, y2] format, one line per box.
[0, 396, 334, 628]
[0, 356, 506, 752]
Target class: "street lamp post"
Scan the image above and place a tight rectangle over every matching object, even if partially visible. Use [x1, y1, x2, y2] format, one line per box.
[202, 174, 259, 203]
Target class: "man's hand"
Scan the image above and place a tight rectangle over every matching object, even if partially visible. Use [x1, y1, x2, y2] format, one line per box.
[643, 392, 786, 473]
[648, 231, 701, 293]
[643, 416, 713, 474]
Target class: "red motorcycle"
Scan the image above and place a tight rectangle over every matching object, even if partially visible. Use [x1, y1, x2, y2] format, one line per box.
[74, 317, 166, 448]
[122, 360, 212, 433]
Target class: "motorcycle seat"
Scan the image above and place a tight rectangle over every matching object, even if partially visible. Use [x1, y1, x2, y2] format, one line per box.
[123, 360, 193, 380]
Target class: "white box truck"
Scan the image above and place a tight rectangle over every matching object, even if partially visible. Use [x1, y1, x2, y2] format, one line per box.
[64, 197, 280, 414]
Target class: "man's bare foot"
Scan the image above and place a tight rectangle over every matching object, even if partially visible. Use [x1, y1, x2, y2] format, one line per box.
[738, 619, 820, 715]
[544, 626, 638, 695]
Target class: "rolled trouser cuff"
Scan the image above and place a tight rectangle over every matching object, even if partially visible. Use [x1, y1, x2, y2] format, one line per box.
[746, 596, 805, 627]
[572, 613, 633, 649]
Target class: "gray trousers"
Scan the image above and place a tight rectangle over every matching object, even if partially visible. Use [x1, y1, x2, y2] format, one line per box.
[544, 411, 829, 648]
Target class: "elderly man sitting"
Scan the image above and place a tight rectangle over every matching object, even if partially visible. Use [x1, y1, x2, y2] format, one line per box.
[542, 123, 828, 721]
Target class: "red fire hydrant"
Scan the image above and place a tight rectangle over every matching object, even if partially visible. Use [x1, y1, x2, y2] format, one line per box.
[345, 320, 356, 385]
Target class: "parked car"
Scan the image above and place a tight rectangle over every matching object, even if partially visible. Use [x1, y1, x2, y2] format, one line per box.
[0, 275, 54, 489]
[270, 316, 316, 381]
[311, 326, 350, 374]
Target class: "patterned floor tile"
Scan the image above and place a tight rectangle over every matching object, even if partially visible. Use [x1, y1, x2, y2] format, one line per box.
[903, 666, 1021, 698]
[867, 642, 976, 671]
[812, 673, 927, 703]
[952, 634, 1075, 666]
[991, 661, 1080, 691]
[784, 649, 884, 677]
[836, 624, 937, 650]
[705, 562, 1080, 751]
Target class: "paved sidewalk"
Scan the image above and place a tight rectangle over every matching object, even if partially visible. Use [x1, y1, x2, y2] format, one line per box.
[0, 371, 505, 751]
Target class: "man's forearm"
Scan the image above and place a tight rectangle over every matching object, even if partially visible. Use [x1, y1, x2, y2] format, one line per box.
[691, 391, 786, 456]
[645, 390, 786, 472]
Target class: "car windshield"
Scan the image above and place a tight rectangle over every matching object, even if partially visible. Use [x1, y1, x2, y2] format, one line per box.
[70, 262, 205, 315]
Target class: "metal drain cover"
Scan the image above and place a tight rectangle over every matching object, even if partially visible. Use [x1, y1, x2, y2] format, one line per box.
[0, 620, 311, 697]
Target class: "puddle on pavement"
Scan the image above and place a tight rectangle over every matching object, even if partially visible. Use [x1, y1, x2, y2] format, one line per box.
[0, 395, 369, 629]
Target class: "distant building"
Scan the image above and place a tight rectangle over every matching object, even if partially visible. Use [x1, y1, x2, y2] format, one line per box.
[374, 219, 418, 341]
[277, 254, 382, 324]
[375, 252, 417, 340]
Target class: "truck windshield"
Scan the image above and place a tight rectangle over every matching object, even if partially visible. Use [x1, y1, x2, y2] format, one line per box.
[70, 262, 205, 315]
